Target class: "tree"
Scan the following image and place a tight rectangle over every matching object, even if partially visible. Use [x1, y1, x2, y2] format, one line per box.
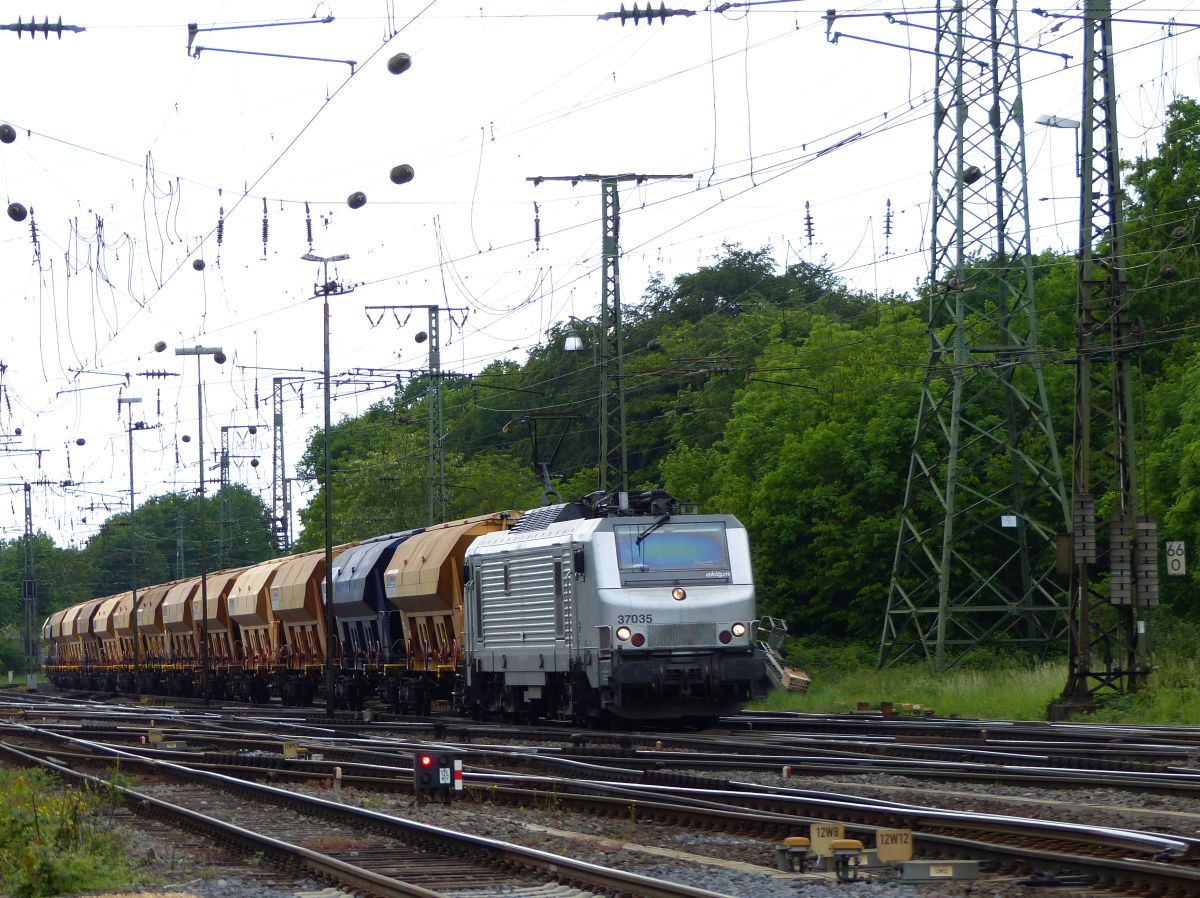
[664, 308, 928, 638]
[1123, 98, 1200, 378]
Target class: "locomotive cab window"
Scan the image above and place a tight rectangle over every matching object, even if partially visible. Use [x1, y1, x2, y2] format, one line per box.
[613, 521, 731, 582]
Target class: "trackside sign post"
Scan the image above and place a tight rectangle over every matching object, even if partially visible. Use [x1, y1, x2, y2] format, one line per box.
[1167, 541, 1185, 576]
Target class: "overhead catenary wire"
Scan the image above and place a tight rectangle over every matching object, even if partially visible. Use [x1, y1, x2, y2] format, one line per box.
[1, 1, 1196, 544]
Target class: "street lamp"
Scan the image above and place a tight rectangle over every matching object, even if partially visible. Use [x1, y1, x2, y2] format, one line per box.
[164, 343, 226, 699]
[1036, 114, 1082, 176]
[562, 316, 605, 489]
[302, 251, 351, 717]
[118, 395, 142, 688]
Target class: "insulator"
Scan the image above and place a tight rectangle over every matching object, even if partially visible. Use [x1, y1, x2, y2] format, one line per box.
[28, 208, 37, 244]
[305, 201, 313, 248]
[261, 198, 269, 254]
[804, 200, 814, 246]
[347, 191, 367, 209]
[0, 124, 15, 144]
[217, 206, 225, 245]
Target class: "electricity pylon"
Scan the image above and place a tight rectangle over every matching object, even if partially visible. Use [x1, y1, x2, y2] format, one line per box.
[879, 0, 1071, 670]
[1049, 0, 1156, 718]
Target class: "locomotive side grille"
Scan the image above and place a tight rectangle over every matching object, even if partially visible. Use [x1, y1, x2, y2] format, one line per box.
[649, 623, 714, 647]
[478, 554, 572, 647]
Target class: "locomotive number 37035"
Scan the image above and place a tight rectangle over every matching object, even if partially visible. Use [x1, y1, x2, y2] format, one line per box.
[617, 613, 653, 624]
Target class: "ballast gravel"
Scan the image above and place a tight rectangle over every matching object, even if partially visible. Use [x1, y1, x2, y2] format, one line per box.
[90, 763, 1199, 898]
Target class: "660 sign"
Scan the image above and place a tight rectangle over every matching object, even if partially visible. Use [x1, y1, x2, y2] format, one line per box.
[1167, 541, 1186, 576]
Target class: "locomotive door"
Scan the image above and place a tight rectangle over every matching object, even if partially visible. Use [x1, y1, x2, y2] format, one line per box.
[554, 553, 572, 667]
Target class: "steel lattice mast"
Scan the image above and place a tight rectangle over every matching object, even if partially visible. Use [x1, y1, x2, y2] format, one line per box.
[1050, 0, 1155, 716]
[879, 0, 1070, 670]
[527, 173, 690, 494]
[424, 305, 445, 525]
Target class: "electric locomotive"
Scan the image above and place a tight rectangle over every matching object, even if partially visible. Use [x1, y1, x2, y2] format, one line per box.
[463, 490, 769, 723]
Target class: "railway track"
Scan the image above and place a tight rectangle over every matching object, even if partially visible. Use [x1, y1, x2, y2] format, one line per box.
[9, 717, 1200, 896]
[12, 694, 1200, 895]
[0, 726, 734, 898]
[23, 716, 1200, 799]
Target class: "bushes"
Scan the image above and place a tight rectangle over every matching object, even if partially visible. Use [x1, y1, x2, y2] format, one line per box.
[784, 636, 876, 676]
[0, 769, 136, 897]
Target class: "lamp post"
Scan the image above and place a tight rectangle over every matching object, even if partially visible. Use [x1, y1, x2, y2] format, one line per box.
[563, 317, 602, 485]
[167, 343, 226, 699]
[118, 396, 142, 688]
[1036, 114, 1082, 176]
[302, 251, 351, 716]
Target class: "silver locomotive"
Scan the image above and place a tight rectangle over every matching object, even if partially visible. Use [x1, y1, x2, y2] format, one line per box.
[463, 490, 769, 723]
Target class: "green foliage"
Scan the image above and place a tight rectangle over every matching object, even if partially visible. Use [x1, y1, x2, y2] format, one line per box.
[0, 622, 24, 672]
[294, 436, 543, 550]
[0, 769, 138, 897]
[84, 487, 273, 594]
[770, 613, 1200, 724]
[758, 651, 1070, 721]
[783, 635, 877, 677]
[666, 307, 928, 637]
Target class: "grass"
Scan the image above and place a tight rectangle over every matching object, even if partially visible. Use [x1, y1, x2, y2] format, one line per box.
[1081, 647, 1200, 724]
[756, 660, 1068, 721]
[0, 768, 143, 898]
[755, 640, 1200, 724]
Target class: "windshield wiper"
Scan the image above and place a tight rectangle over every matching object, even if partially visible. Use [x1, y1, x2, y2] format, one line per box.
[636, 513, 671, 546]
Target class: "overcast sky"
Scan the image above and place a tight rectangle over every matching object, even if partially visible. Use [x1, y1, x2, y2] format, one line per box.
[0, 0, 1195, 547]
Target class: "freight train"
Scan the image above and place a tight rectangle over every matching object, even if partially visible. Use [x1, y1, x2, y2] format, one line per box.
[42, 490, 770, 723]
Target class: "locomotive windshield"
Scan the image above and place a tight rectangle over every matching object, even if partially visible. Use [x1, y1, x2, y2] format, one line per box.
[613, 521, 730, 579]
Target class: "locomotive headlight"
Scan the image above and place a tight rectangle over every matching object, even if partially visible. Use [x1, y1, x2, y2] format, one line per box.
[731, 622, 747, 638]
[672, 587, 686, 601]
[616, 626, 633, 642]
